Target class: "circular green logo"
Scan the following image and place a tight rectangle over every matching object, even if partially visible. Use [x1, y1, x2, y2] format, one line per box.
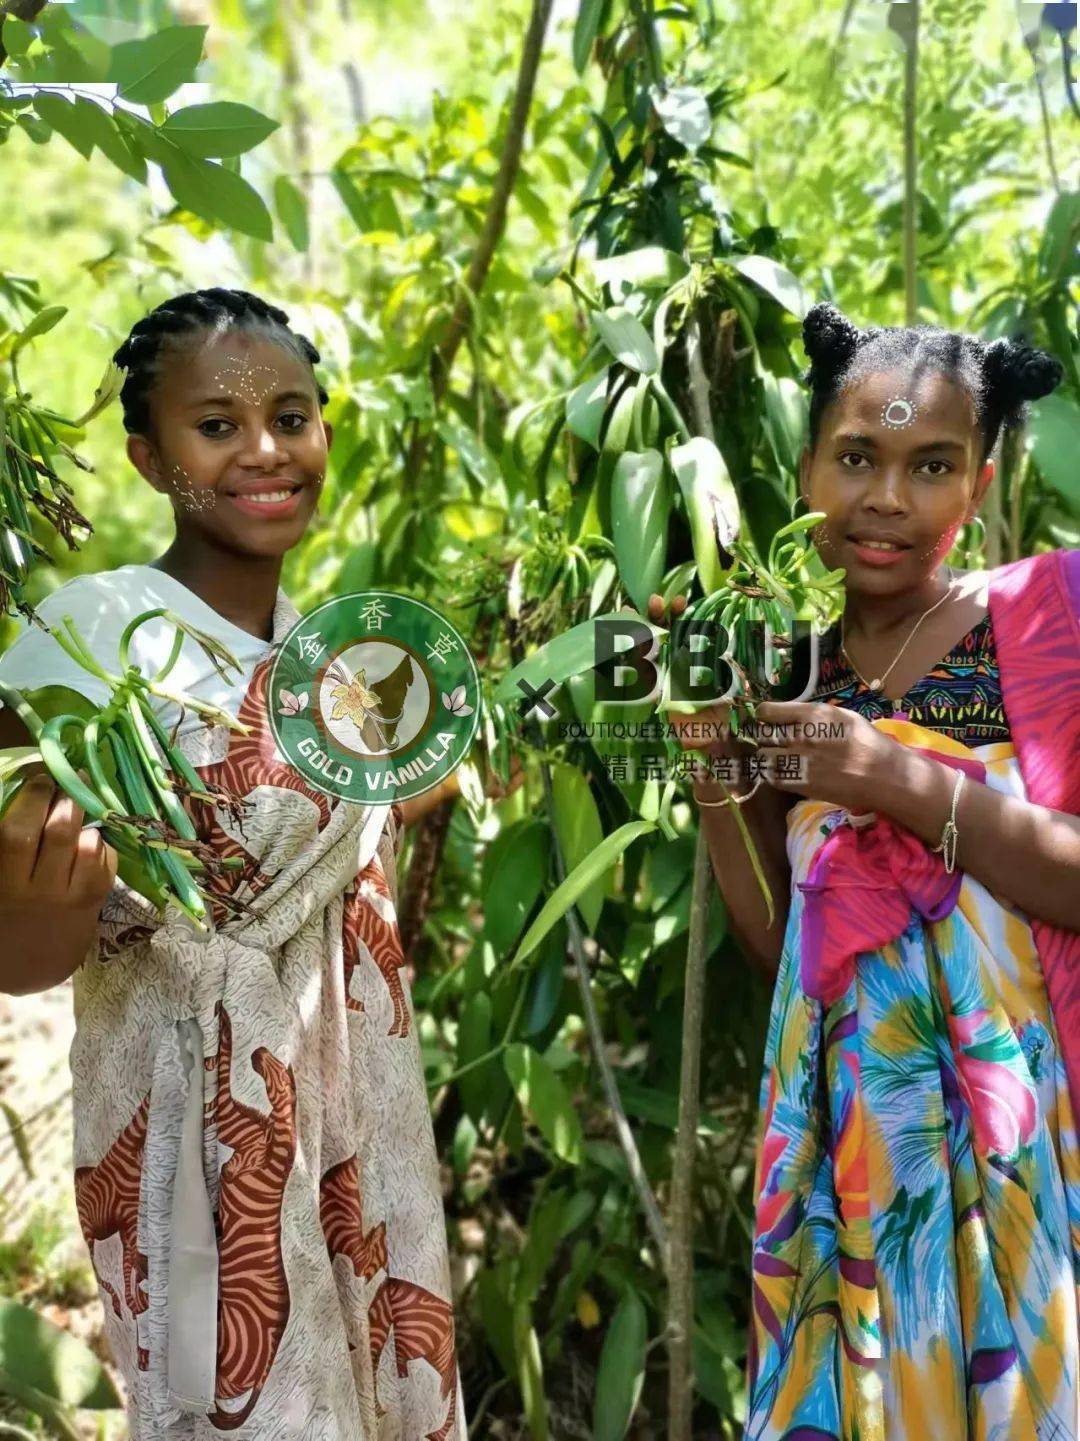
[267, 591, 480, 804]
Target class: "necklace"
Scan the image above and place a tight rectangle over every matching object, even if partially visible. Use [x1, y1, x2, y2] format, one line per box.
[840, 568, 955, 695]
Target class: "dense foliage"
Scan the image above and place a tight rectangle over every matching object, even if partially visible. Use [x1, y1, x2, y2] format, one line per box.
[1, 0, 1077, 1436]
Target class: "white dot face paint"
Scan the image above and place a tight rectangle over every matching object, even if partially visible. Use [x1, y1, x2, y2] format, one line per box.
[881, 396, 919, 429]
[167, 462, 217, 513]
[208, 357, 282, 408]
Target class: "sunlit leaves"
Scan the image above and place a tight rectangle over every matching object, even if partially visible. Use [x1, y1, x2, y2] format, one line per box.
[161, 152, 273, 241]
[108, 25, 207, 105]
[161, 102, 279, 158]
[611, 449, 670, 610]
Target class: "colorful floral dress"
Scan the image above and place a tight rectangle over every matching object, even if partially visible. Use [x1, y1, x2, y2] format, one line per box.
[746, 613, 1080, 1440]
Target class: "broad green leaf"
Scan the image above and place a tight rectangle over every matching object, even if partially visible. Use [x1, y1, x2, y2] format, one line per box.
[11, 306, 66, 354]
[1, 16, 31, 56]
[162, 152, 273, 241]
[72, 98, 147, 181]
[550, 763, 607, 931]
[108, 25, 207, 105]
[732, 255, 807, 318]
[523, 924, 567, 1038]
[573, 0, 605, 73]
[516, 1190, 568, 1304]
[478, 1262, 518, 1378]
[566, 370, 609, 448]
[32, 94, 93, 158]
[611, 449, 670, 611]
[274, 174, 309, 252]
[456, 991, 493, 1125]
[504, 1043, 582, 1164]
[0, 1297, 120, 1408]
[494, 612, 660, 706]
[512, 820, 657, 966]
[593, 1289, 647, 1440]
[593, 246, 689, 291]
[1028, 392, 1080, 508]
[482, 818, 549, 953]
[761, 371, 806, 476]
[161, 102, 279, 158]
[514, 1302, 549, 1440]
[1038, 191, 1080, 285]
[591, 307, 659, 375]
[651, 84, 711, 152]
[669, 436, 740, 591]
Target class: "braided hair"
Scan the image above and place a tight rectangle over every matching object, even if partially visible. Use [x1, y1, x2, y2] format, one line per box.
[112, 287, 329, 435]
[800, 301, 1063, 467]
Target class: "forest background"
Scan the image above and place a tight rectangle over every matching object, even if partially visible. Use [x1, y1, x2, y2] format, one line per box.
[0, 0, 1077, 1436]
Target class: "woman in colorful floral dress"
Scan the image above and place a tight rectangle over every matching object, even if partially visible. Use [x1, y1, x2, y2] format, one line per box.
[669, 301, 1080, 1439]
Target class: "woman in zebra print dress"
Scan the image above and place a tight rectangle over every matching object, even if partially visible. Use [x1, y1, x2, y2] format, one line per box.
[0, 288, 475, 1439]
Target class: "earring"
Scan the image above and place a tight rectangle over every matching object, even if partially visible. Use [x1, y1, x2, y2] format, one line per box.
[790, 491, 811, 521]
[964, 513, 987, 565]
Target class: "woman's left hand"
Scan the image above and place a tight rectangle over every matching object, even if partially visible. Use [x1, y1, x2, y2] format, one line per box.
[752, 700, 898, 812]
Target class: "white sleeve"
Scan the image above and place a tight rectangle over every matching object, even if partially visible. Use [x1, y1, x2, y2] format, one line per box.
[0, 577, 117, 711]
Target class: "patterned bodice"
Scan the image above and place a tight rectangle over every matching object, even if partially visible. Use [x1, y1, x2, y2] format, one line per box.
[811, 611, 1012, 747]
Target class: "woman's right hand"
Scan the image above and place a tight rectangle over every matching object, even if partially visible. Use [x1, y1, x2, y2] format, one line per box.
[645, 591, 735, 770]
[0, 774, 118, 995]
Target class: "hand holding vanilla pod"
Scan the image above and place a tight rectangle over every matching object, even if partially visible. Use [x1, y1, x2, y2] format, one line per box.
[0, 604, 253, 930]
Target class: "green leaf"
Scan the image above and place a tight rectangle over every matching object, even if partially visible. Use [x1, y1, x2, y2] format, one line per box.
[573, 0, 605, 73]
[482, 818, 549, 953]
[32, 94, 93, 158]
[669, 436, 740, 591]
[651, 84, 711, 152]
[72, 99, 147, 181]
[1038, 191, 1080, 285]
[478, 1261, 518, 1378]
[591, 307, 659, 375]
[494, 612, 659, 706]
[512, 820, 657, 966]
[162, 151, 273, 241]
[514, 1301, 549, 1440]
[550, 763, 607, 931]
[1, 16, 31, 56]
[0, 1298, 120, 1408]
[108, 25, 207, 104]
[593, 1289, 647, 1440]
[593, 246, 689, 292]
[1028, 392, 1080, 507]
[566, 370, 610, 449]
[761, 371, 806, 476]
[523, 924, 567, 1037]
[456, 991, 493, 1125]
[732, 255, 807, 318]
[11, 306, 66, 355]
[161, 102, 279, 158]
[504, 1043, 582, 1164]
[437, 413, 501, 489]
[611, 449, 670, 611]
[274, 174, 309, 252]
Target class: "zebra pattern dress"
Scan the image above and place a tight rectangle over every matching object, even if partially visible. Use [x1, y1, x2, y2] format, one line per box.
[4, 570, 464, 1441]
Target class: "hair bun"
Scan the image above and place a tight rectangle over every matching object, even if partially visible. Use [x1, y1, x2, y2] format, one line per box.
[802, 301, 863, 376]
[982, 337, 1063, 406]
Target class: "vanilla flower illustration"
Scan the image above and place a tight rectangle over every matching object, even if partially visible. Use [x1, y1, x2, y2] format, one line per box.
[441, 685, 473, 717]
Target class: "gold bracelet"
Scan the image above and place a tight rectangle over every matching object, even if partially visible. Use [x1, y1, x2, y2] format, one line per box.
[930, 770, 965, 874]
[692, 776, 762, 808]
